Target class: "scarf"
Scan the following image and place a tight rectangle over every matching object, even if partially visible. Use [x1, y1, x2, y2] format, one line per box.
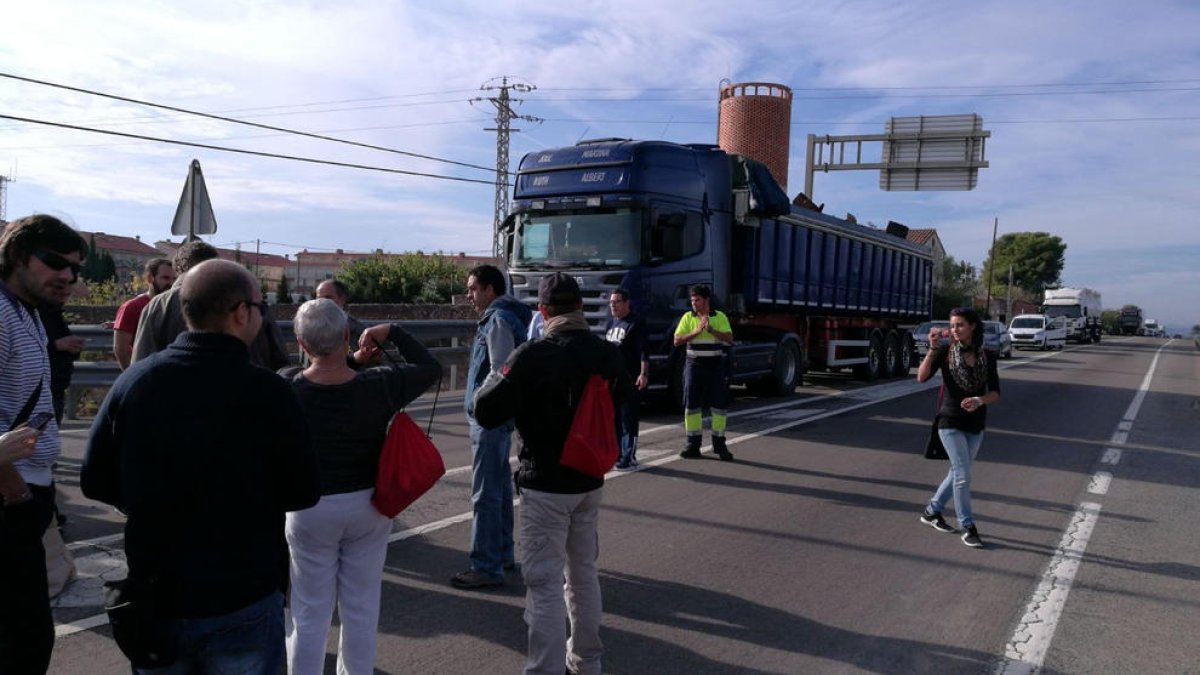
[542, 311, 589, 337]
[947, 342, 988, 395]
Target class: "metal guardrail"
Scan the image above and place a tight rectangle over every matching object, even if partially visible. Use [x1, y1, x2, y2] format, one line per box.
[66, 320, 478, 412]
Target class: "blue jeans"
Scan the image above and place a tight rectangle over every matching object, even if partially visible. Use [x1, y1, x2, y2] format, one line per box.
[614, 389, 640, 467]
[928, 428, 985, 529]
[468, 419, 514, 579]
[135, 591, 284, 675]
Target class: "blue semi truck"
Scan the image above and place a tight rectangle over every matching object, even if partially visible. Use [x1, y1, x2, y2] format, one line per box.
[499, 139, 933, 400]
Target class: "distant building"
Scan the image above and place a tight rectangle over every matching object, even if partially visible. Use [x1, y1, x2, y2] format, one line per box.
[155, 240, 290, 291]
[905, 228, 947, 288]
[78, 231, 164, 284]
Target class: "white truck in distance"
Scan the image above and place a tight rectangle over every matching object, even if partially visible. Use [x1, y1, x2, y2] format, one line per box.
[1142, 319, 1163, 337]
[1042, 287, 1103, 343]
[1009, 314, 1068, 351]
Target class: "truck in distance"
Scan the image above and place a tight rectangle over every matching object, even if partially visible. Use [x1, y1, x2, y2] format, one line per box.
[500, 139, 933, 401]
[1042, 287, 1103, 343]
[1118, 305, 1143, 335]
[1142, 319, 1163, 337]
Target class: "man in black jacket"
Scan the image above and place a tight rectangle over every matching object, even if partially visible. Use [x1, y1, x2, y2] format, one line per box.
[474, 273, 632, 675]
[83, 259, 319, 673]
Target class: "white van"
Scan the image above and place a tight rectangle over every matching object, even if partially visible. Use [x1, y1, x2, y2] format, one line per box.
[1009, 314, 1067, 351]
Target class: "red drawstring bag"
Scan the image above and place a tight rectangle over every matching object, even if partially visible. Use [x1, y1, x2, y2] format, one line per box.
[372, 411, 446, 518]
[559, 374, 618, 478]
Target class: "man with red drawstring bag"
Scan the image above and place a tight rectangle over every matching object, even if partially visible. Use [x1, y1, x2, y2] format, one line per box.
[474, 273, 632, 675]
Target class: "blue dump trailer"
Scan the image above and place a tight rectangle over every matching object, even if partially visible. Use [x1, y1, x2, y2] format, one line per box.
[500, 139, 932, 399]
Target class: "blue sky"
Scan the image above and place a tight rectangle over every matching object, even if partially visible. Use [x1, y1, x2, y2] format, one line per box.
[3, 1, 1198, 333]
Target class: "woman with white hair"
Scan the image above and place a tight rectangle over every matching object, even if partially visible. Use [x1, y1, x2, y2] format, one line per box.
[280, 298, 441, 675]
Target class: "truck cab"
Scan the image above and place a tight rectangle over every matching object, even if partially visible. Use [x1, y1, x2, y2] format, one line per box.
[1009, 314, 1067, 351]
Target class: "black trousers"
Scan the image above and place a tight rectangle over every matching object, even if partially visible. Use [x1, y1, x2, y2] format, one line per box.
[0, 483, 55, 675]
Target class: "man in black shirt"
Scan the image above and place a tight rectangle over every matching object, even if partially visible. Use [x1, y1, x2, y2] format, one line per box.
[604, 289, 648, 469]
[83, 259, 319, 673]
[475, 273, 632, 675]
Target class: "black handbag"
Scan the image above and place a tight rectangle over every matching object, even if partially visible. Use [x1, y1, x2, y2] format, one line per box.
[924, 384, 949, 460]
[104, 576, 179, 668]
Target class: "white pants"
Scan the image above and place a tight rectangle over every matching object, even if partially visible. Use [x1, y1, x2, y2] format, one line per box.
[285, 488, 392, 675]
[520, 487, 604, 675]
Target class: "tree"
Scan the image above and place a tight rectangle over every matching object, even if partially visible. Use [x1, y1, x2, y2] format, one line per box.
[338, 253, 466, 303]
[932, 255, 979, 318]
[276, 274, 292, 303]
[80, 235, 117, 283]
[981, 232, 1067, 299]
[1100, 309, 1120, 335]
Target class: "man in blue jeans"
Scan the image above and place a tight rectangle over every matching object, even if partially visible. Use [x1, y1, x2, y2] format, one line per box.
[453, 264, 531, 589]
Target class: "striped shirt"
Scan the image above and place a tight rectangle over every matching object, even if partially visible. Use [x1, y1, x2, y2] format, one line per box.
[0, 281, 59, 486]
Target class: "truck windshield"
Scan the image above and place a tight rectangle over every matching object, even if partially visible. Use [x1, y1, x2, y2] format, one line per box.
[512, 209, 642, 268]
[1044, 305, 1081, 319]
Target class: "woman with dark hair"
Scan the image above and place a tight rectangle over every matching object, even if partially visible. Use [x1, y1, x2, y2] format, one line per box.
[915, 307, 1000, 548]
[280, 299, 442, 674]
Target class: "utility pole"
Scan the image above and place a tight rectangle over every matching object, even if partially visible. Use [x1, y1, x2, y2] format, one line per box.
[472, 77, 541, 259]
[983, 217, 999, 318]
[0, 172, 13, 223]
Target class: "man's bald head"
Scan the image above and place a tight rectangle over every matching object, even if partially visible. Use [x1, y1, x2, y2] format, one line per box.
[181, 259, 261, 336]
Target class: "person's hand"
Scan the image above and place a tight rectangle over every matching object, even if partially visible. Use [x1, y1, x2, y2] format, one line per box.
[0, 427, 39, 467]
[927, 327, 941, 346]
[698, 315, 710, 333]
[635, 373, 648, 391]
[357, 323, 391, 353]
[56, 335, 87, 354]
[960, 396, 983, 412]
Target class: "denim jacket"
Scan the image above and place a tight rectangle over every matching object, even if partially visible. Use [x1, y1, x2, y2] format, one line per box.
[465, 294, 532, 417]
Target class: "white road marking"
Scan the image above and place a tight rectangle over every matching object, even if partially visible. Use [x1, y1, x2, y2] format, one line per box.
[996, 502, 1102, 675]
[1099, 448, 1122, 465]
[1087, 472, 1112, 495]
[995, 341, 1170, 674]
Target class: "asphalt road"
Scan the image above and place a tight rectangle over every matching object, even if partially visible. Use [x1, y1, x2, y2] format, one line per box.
[44, 336, 1199, 674]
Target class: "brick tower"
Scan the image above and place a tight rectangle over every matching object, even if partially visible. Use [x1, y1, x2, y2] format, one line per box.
[717, 81, 793, 188]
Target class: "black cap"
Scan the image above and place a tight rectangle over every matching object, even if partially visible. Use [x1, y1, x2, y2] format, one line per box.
[538, 272, 582, 306]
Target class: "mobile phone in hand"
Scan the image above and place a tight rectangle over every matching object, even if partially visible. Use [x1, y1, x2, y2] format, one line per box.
[27, 412, 55, 431]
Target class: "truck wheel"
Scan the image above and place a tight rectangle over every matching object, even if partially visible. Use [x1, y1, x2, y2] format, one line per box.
[897, 332, 915, 375]
[854, 333, 884, 381]
[883, 331, 901, 379]
[769, 340, 802, 396]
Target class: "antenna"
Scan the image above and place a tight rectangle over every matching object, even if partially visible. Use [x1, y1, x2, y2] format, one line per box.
[471, 76, 542, 258]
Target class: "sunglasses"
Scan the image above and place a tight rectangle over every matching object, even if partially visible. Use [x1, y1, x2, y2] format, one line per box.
[32, 250, 83, 281]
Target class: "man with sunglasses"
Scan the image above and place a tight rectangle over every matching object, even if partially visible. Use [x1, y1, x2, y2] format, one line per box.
[0, 213, 88, 674]
[83, 259, 319, 673]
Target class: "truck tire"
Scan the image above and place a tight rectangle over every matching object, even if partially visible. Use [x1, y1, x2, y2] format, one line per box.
[897, 332, 916, 375]
[883, 331, 903, 378]
[854, 332, 885, 381]
[768, 340, 802, 396]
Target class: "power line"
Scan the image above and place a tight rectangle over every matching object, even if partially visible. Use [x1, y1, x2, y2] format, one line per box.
[0, 113, 497, 186]
[0, 72, 495, 173]
[538, 76, 1200, 92]
[532, 86, 1200, 103]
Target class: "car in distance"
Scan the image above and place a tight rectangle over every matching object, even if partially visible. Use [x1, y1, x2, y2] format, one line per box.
[983, 320, 1013, 358]
[1009, 314, 1067, 351]
[912, 320, 950, 359]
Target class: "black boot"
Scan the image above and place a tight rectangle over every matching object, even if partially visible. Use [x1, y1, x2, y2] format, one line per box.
[713, 436, 734, 461]
[680, 436, 701, 459]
